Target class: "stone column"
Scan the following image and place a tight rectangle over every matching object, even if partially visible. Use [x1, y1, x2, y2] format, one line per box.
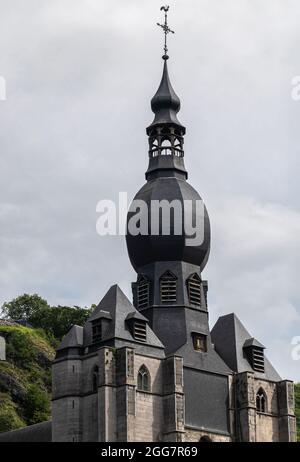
[228, 374, 236, 440]
[235, 372, 256, 442]
[115, 347, 136, 442]
[277, 380, 297, 442]
[98, 347, 117, 442]
[162, 355, 185, 442]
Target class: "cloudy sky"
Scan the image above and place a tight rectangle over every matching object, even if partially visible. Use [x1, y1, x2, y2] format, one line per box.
[0, 0, 300, 380]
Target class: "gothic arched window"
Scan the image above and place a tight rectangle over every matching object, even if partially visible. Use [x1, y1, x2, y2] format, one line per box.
[187, 273, 201, 306]
[92, 365, 99, 392]
[160, 271, 177, 304]
[137, 365, 150, 392]
[256, 388, 267, 413]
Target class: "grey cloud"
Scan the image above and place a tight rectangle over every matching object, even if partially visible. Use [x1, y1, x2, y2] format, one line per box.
[0, 0, 299, 379]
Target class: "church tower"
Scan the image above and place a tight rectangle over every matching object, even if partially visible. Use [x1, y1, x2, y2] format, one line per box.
[125, 10, 233, 438]
[126, 56, 212, 355]
[51, 7, 296, 443]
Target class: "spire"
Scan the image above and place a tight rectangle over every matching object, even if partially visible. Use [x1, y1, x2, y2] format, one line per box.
[145, 6, 186, 179]
[147, 5, 185, 134]
[147, 60, 184, 131]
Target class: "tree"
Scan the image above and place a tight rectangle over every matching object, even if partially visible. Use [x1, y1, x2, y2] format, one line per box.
[1, 294, 92, 341]
[40, 305, 92, 340]
[1, 294, 49, 323]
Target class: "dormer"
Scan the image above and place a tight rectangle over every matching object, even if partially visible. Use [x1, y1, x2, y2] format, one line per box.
[243, 338, 265, 373]
[89, 310, 112, 345]
[126, 311, 148, 343]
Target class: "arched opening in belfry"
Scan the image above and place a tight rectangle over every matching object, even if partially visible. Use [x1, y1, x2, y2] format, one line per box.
[137, 365, 151, 392]
[256, 388, 267, 413]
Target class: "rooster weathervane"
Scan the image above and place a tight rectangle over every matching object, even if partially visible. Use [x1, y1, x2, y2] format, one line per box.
[157, 5, 174, 60]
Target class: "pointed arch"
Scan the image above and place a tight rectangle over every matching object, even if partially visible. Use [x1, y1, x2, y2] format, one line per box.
[256, 387, 267, 413]
[137, 364, 151, 392]
[160, 271, 177, 304]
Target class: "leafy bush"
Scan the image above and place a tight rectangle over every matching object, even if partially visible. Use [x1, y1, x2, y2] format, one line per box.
[0, 294, 93, 435]
[1, 325, 54, 371]
[0, 325, 54, 431]
[23, 384, 50, 425]
[0, 393, 25, 432]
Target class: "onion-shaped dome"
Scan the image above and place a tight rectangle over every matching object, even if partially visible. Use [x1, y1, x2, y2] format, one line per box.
[126, 177, 211, 272]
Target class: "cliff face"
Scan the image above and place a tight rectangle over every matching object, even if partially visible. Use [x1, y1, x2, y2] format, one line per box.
[0, 324, 55, 432]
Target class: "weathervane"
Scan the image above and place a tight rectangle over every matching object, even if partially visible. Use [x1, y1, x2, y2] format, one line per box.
[157, 5, 174, 60]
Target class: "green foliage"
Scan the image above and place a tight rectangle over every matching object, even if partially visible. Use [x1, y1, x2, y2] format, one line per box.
[2, 294, 92, 340]
[0, 293, 93, 434]
[39, 305, 92, 340]
[0, 325, 55, 432]
[0, 325, 55, 370]
[295, 383, 300, 442]
[0, 393, 26, 432]
[2, 294, 49, 323]
[24, 384, 50, 425]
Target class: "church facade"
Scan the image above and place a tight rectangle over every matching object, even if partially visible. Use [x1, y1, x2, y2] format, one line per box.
[51, 46, 296, 442]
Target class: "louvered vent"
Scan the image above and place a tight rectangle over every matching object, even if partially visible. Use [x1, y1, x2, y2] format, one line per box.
[133, 321, 147, 342]
[137, 278, 150, 309]
[92, 321, 102, 344]
[187, 274, 201, 306]
[160, 272, 177, 304]
[251, 348, 265, 373]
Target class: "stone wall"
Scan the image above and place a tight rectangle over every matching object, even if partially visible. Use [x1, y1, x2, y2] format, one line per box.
[135, 392, 164, 441]
[128, 351, 164, 441]
[52, 345, 296, 442]
[184, 428, 231, 442]
[52, 395, 82, 442]
[254, 379, 279, 442]
[235, 372, 296, 442]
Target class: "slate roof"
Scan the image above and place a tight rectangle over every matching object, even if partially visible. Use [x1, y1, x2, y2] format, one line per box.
[211, 313, 281, 381]
[83, 284, 165, 354]
[125, 311, 148, 322]
[175, 340, 232, 376]
[56, 324, 83, 351]
[147, 60, 185, 132]
[243, 337, 265, 349]
[0, 421, 52, 442]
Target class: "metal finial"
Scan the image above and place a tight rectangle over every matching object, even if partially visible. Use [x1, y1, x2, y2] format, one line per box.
[157, 5, 174, 60]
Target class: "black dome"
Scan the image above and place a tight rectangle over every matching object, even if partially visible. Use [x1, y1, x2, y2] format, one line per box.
[126, 176, 211, 272]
